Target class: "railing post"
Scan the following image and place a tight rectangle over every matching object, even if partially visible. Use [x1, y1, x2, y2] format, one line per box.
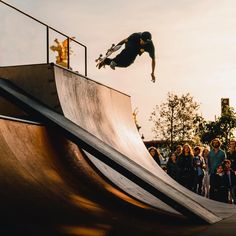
[85, 46, 87, 76]
[67, 37, 70, 69]
[46, 26, 49, 63]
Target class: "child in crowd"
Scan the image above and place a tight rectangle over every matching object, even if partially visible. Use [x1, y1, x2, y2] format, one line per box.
[166, 153, 179, 181]
[211, 160, 235, 203]
[192, 146, 205, 195]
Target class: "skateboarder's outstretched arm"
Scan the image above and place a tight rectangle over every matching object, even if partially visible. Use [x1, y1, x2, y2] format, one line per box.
[151, 58, 156, 83]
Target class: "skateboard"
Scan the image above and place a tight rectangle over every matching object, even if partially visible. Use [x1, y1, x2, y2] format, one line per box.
[95, 44, 121, 69]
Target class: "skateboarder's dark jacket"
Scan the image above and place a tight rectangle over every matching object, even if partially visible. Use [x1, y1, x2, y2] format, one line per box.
[126, 33, 155, 60]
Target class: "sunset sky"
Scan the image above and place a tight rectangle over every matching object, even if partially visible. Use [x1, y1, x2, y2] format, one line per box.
[1, 0, 236, 140]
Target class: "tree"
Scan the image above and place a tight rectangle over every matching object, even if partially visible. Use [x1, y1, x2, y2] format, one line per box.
[199, 106, 236, 148]
[149, 92, 201, 150]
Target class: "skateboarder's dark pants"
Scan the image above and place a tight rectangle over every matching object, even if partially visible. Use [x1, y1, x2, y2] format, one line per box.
[104, 49, 138, 67]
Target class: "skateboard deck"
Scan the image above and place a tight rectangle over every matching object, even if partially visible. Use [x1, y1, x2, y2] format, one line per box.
[96, 44, 120, 69]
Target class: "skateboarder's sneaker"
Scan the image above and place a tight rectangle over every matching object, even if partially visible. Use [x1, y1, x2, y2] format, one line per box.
[98, 60, 105, 69]
[110, 61, 117, 70]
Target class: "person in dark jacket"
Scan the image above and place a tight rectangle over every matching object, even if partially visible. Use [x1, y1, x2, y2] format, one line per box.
[98, 31, 156, 82]
[210, 164, 226, 202]
[208, 138, 226, 200]
[226, 140, 236, 203]
[211, 160, 236, 203]
[174, 145, 183, 162]
[148, 146, 161, 166]
[226, 140, 236, 171]
[177, 143, 194, 191]
[167, 153, 179, 181]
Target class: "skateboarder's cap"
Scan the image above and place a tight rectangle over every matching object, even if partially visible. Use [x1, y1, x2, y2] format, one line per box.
[141, 31, 152, 42]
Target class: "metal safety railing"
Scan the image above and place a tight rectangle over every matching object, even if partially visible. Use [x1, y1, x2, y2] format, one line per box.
[0, 0, 87, 76]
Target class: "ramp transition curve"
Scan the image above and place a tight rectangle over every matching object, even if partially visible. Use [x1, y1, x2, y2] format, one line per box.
[0, 64, 236, 225]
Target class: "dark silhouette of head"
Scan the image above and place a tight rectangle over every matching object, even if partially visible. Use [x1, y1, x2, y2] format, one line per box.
[141, 31, 152, 42]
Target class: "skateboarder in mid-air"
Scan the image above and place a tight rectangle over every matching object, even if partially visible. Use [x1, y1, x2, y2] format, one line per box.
[97, 31, 156, 83]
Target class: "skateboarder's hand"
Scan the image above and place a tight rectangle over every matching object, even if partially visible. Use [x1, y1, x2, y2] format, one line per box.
[151, 73, 156, 83]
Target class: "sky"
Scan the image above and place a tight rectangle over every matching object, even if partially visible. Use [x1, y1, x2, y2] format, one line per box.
[1, 0, 236, 140]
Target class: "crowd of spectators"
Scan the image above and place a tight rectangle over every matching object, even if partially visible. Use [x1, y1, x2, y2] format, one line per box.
[148, 138, 236, 204]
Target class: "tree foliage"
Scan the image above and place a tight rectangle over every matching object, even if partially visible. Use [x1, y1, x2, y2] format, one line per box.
[149, 92, 200, 149]
[149, 93, 236, 150]
[199, 106, 236, 148]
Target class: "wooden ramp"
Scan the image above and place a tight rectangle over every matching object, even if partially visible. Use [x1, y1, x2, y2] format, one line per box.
[0, 64, 236, 225]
